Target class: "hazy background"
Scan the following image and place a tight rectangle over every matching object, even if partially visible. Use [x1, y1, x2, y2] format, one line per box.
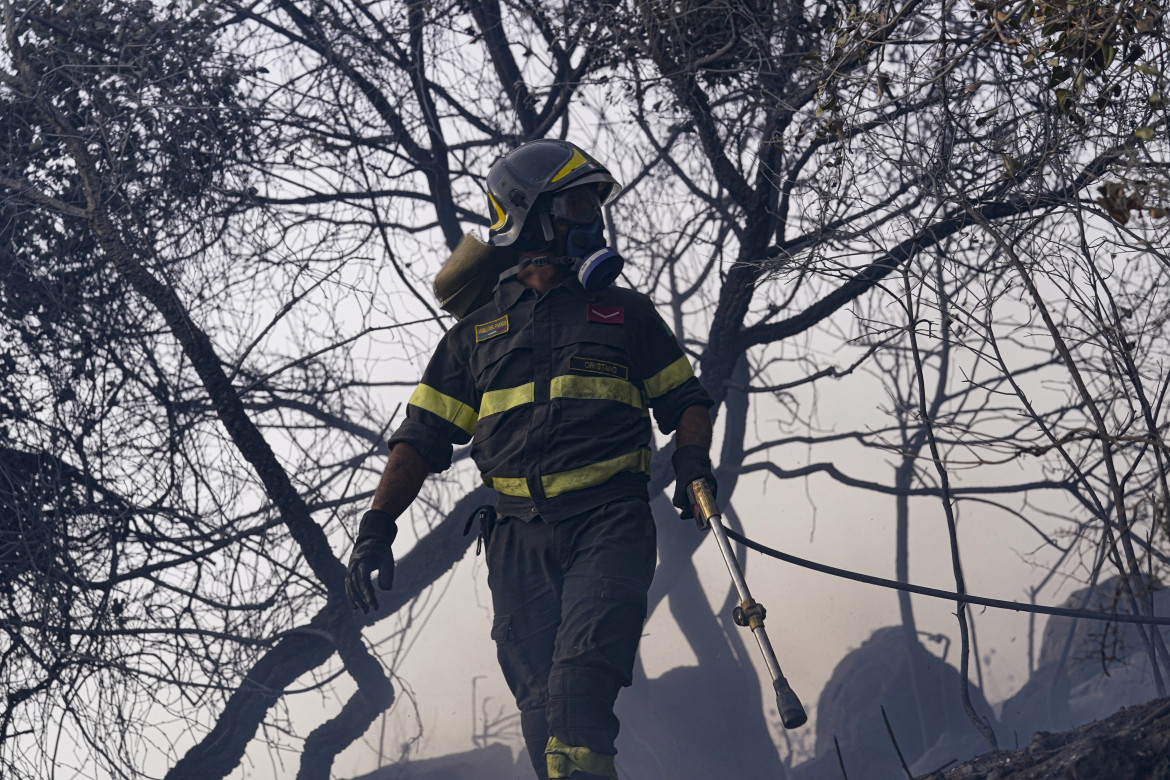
[3, 0, 1167, 778]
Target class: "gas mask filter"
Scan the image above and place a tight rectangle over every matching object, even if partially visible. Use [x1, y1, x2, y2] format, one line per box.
[574, 246, 625, 291]
[552, 188, 625, 291]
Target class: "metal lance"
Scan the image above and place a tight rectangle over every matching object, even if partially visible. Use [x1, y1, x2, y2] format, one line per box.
[688, 479, 808, 729]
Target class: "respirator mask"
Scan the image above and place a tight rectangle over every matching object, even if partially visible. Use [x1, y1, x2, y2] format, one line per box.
[547, 187, 625, 291]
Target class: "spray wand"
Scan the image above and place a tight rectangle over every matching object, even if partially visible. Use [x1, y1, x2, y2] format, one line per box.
[688, 479, 808, 729]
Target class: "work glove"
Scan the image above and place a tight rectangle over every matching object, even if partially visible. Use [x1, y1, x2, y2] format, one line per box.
[671, 445, 716, 520]
[345, 509, 397, 613]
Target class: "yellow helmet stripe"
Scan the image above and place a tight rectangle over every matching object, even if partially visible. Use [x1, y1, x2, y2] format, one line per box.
[550, 148, 589, 184]
[488, 193, 507, 230]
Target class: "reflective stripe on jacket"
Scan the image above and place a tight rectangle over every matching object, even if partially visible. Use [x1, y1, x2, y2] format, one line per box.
[388, 274, 713, 521]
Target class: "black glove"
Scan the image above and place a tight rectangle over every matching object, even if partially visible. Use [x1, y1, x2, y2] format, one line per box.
[346, 509, 397, 613]
[671, 445, 716, 520]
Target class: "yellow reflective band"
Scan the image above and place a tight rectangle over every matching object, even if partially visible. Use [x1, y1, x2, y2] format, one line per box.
[644, 355, 694, 399]
[488, 475, 530, 497]
[480, 383, 534, 418]
[550, 148, 588, 183]
[541, 448, 651, 498]
[488, 193, 507, 230]
[546, 736, 617, 780]
[409, 383, 478, 436]
[550, 374, 643, 410]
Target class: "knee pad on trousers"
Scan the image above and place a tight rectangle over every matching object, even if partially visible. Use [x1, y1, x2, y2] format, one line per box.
[545, 736, 618, 780]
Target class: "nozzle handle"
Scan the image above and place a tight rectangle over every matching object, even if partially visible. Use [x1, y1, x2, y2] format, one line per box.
[775, 677, 808, 729]
[688, 478, 718, 528]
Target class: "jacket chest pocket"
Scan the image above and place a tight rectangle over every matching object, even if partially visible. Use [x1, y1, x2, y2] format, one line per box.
[552, 325, 635, 383]
[551, 325, 646, 421]
[472, 329, 532, 393]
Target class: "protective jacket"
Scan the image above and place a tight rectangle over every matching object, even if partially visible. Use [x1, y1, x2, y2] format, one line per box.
[388, 273, 713, 523]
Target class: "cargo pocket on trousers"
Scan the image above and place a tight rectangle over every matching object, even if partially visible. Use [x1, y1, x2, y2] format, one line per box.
[491, 614, 543, 709]
[491, 613, 514, 642]
[592, 576, 650, 685]
[597, 576, 649, 611]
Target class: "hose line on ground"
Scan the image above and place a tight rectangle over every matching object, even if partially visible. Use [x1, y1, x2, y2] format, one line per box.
[723, 527, 1170, 627]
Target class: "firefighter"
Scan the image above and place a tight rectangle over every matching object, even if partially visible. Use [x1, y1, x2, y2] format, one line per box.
[346, 140, 715, 780]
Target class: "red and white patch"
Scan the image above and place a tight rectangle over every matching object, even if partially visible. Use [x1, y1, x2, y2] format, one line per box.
[587, 304, 624, 324]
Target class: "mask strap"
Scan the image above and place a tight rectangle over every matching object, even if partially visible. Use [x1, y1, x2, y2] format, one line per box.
[507, 256, 574, 274]
[539, 212, 555, 243]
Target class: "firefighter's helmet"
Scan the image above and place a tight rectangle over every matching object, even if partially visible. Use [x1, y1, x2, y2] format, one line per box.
[485, 140, 621, 249]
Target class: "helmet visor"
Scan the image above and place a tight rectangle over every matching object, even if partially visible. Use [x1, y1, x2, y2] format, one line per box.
[550, 187, 603, 225]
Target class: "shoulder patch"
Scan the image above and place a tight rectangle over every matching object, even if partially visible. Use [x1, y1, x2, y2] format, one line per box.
[587, 304, 624, 324]
[475, 315, 509, 342]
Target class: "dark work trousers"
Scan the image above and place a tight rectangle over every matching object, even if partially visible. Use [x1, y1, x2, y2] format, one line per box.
[485, 497, 657, 779]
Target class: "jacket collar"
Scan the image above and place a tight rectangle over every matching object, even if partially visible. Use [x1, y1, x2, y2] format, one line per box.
[494, 271, 596, 312]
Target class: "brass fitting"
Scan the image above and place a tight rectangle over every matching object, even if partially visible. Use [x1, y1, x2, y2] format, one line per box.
[689, 478, 718, 528]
